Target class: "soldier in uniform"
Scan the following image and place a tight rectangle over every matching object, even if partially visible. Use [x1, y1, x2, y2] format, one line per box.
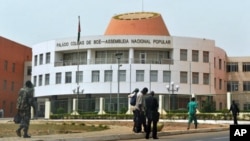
[16, 80, 35, 138]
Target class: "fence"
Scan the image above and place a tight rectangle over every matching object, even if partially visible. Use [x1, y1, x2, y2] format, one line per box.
[38, 93, 250, 117]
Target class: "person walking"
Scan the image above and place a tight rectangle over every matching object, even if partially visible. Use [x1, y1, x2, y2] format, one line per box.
[134, 87, 148, 133]
[187, 97, 198, 130]
[16, 80, 36, 138]
[229, 100, 240, 125]
[145, 91, 159, 139]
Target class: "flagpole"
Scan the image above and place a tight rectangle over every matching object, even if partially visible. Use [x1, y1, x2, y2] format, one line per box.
[76, 16, 81, 114]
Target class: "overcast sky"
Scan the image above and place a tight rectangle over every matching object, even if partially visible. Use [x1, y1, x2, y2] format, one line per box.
[1, 0, 250, 56]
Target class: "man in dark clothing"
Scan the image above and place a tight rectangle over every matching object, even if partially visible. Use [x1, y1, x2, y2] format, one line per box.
[145, 91, 159, 139]
[229, 100, 240, 125]
[16, 80, 35, 138]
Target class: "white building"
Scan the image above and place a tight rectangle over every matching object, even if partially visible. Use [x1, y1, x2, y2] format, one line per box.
[32, 12, 230, 116]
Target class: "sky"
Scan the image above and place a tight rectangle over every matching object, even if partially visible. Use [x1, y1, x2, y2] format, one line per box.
[1, 0, 250, 57]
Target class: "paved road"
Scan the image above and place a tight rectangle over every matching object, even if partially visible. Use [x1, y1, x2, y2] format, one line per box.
[121, 130, 229, 141]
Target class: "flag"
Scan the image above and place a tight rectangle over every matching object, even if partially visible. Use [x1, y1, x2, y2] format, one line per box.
[77, 16, 81, 43]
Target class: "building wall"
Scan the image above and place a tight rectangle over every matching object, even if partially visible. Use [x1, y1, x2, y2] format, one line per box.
[31, 35, 222, 112]
[0, 36, 32, 117]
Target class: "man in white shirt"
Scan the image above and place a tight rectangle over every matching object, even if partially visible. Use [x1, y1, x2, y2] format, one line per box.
[133, 87, 148, 133]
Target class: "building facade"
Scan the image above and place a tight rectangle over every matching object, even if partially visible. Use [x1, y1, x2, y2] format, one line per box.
[0, 36, 32, 117]
[31, 12, 249, 116]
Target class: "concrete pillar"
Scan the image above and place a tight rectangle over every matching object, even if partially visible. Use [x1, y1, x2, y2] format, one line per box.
[227, 92, 231, 110]
[129, 48, 134, 64]
[98, 97, 106, 115]
[71, 98, 79, 115]
[31, 107, 34, 119]
[126, 97, 133, 114]
[44, 99, 51, 119]
[158, 95, 167, 115]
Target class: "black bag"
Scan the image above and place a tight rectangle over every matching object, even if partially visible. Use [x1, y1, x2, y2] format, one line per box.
[13, 113, 22, 124]
[130, 93, 137, 106]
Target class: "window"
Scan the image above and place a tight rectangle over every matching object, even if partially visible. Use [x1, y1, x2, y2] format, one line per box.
[76, 71, 83, 83]
[140, 53, 146, 64]
[227, 81, 239, 91]
[150, 70, 158, 82]
[104, 70, 112, 82]
[39, 75, 43, 86]
[214, 78, 216, 89]
[192, 50, 199, 62]
[34, 55, 38, 66]
[203, 51, 209, 63]
[180, 71, 188, 83]
[92, 71, 100, 82]
[119, 70, 126, 82]
[192, 72, 199, 84]
[243, 81, 250, 91]
[45, 74, 50, 85]
[12, 63, 15, 72]
[136, 70, 144, 82]
[4, 60, 8, 71]
[46, 52, 51, 64]
[163, 71, 171, 82]
[243, 103, 250, 111]
[226, 62, 238, 72]
[203, 73, 209, 85]
[27, 66, 32, 75]
[56, 73, 62, 84]
[65, 72, 72, 83]
[214, 58, 216, 68]
[39, 54, 43, 65]
[243, 62, 250, 72]
[219, 79, 222, 90]
[33, 76, 37, 86]
[180, 49, 187, 61]
[219, 59, 222, 70]
[11, 81, 14, 91]
[3, 80, 7, 90]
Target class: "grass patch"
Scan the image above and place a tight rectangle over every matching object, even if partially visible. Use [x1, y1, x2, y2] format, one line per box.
[0, 122, 109, 138]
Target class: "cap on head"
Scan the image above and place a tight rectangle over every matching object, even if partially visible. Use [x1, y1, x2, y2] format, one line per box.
[133, 88, 139, 93]
[25, 80, 33, 88]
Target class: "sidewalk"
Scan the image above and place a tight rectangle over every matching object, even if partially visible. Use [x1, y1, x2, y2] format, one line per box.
[0, 118, 242, 141]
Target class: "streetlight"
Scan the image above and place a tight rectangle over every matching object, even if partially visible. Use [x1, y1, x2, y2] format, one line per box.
[115, 52, 123, 114]
[166, 82, 179, 110]
[72, 86, 84, 114]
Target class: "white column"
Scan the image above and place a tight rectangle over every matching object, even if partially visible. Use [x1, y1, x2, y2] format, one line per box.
[31, 107, 34, 119]
[158, 95, 167, 115]
[98, 97, 106, 115]
[227, 92, 231, 110]
[129, 48, 134, 64]
[71, 98, 79, 115]
[44, 99, 51, 119]
[126, 97, 133, 114]
[87, 49, 91, 64]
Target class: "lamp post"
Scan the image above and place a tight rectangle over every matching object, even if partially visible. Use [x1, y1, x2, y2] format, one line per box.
[166, 82, 179, 110]
[115, 52, 123, 114]
[72, 86, 84, 114]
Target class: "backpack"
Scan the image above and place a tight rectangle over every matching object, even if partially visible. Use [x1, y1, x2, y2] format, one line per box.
[16, 88, 29, 110]
[130, 93, 137, 106]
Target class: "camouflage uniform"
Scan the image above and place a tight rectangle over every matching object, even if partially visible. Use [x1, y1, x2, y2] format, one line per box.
[16, 81, 35, 138]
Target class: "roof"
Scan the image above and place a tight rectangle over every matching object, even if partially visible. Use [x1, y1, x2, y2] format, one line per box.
[104, 12, 170, 36]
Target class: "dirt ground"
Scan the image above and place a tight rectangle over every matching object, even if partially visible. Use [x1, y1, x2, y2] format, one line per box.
[0, 120, 229, 138]
[81, 120, 229, 131]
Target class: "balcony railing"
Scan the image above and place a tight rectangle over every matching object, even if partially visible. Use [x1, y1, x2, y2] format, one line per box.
[54, 58, 173, 66]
